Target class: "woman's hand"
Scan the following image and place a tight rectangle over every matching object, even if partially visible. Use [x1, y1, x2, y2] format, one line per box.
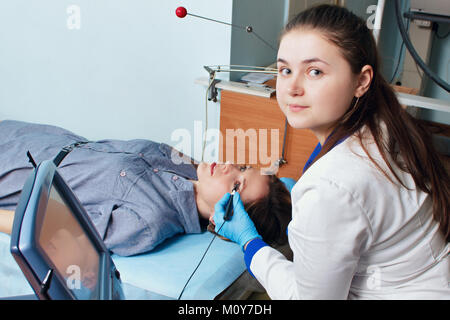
[213, 192, 261, 250]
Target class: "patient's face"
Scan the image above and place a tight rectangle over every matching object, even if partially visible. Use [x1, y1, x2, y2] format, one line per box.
[195, 162, 269, 219]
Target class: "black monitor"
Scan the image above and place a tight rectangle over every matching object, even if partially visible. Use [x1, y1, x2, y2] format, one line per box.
[10, 160, 124, 300]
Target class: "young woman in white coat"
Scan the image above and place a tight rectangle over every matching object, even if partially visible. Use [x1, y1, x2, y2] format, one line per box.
[213, 4, 449, 299]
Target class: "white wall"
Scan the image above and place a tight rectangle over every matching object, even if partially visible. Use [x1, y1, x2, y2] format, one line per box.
[0, 0, 233, 161]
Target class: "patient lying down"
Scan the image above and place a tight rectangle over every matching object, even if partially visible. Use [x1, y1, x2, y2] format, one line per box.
[0, 120, 292, 256]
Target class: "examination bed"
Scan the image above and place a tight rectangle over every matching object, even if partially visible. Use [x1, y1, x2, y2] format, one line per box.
[0, 156, 273, 300]
[0, 231, 263, 299]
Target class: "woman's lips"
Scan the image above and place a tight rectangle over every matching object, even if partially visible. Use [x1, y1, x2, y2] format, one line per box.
[288, 104, 309, 112]
[210, 162, 217, 175]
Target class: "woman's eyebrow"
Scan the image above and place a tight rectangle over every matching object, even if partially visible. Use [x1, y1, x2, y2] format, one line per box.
[277, 57, 329, 65]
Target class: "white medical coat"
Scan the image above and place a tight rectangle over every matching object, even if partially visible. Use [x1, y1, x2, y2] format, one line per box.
[249, 130, 449, 299]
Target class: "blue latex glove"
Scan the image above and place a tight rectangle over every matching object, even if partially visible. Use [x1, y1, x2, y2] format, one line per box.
[213, 192, 261, 249]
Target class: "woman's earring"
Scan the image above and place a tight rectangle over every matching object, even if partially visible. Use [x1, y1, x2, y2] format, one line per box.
[341, 96, 360, 123]
[354, 96, 360, 109]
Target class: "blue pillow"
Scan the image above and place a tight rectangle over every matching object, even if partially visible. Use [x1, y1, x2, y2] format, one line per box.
[280, 177, 296, 193]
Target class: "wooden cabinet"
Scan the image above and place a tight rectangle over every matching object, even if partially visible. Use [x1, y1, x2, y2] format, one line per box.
[218, 90, 318, 180]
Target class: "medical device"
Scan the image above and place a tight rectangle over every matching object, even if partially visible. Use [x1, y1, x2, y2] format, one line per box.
[175, 6, 277, 52]
[175, 6, 288, 168]
[223, 183, 240, 221]
[10, 152, 124, 300]
[175, 6, 284, 165]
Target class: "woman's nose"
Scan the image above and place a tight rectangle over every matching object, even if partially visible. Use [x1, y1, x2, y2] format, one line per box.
[287, 76, 304, 96]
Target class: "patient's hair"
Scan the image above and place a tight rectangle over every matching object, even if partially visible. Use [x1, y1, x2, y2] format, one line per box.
[208, 175, 292, 246]
[246, 175, 292, 246]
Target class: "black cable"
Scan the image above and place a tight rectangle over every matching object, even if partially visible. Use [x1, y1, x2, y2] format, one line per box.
[434, 24, 450, 40]
[177, 186, 239, 299]
[394, 0, 450, 92]
[390, 17, 410, 84]
[177, 221, 226, 300]
[281, 117, 288, 162]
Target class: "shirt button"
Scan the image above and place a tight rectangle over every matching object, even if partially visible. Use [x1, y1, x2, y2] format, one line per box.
[172, 176, 178, 181]
[120, 170, 126, 177]
[153, 168, 159, 173]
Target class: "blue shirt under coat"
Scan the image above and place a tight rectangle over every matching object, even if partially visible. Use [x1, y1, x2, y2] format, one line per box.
[0, 120, 201, 256]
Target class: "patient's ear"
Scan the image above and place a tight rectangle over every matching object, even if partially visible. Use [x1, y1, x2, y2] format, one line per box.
[235, 176, 245, 193]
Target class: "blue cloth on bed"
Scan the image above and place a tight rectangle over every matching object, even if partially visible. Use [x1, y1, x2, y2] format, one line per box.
[0, 233, 33, 298]
[0, 231, 245, 299]
[0, 120, 203, 256]
[112, 232, 246, 299]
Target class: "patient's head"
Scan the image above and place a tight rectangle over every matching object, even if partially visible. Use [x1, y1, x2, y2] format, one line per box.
[193, 162, 292, 246]
[194, 162, 269, 213]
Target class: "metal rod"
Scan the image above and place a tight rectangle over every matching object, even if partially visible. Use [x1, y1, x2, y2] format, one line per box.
[206, 66, 277, 74]
[251, 30, 278, 52]
[186, 12, 277, 54]
[187, 13, 246, 30]
[216, 69, 277, 74]
[210, 64, 276, 70]
[403, 11, 450, 24]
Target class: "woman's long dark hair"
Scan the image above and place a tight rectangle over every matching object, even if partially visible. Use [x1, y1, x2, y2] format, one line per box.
[284, 4, 449, 241]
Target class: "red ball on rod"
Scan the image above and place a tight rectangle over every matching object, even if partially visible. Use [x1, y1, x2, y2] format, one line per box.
[175, 7, 187, 18]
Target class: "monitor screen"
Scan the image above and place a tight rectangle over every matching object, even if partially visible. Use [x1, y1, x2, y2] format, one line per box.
[11, 160, 123, 300]
[36, 183, 101, 299]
